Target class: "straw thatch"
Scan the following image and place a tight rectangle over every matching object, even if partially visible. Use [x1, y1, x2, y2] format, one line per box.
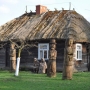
[0, 10, 90, 42]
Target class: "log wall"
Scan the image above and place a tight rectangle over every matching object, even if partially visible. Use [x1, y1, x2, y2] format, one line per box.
[20, 40, 65, 71]
[20, 40, 88, 72]
[1, 40, 88, 72]
[0, 48, 6, 69]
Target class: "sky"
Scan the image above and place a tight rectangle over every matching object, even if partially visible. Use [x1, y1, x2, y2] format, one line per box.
[0, 0, 90, 26]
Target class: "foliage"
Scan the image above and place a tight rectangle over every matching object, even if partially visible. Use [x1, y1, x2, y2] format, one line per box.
[0, 71, 90, 90]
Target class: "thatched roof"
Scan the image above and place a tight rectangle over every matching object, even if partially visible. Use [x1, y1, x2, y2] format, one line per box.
[0, 10, 90, 42]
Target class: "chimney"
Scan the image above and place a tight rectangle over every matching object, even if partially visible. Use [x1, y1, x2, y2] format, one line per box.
[36, 5, 47, 14]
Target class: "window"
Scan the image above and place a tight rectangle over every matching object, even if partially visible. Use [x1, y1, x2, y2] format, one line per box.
[74, 44, 82, 60]
[38, 43, 49, 60]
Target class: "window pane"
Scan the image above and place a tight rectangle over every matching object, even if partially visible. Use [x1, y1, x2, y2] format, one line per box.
[40, 50, 43, 59]
[40, 45, 47, 49]
[77, 45, 81, 49]
[44, 50, 47, 58]
[77, 51, 82, 60]
[77, 51, 78, 59]
[79, 51, 82, 59]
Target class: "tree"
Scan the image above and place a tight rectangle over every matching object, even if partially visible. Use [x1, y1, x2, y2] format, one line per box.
[10, 40, 37, 76]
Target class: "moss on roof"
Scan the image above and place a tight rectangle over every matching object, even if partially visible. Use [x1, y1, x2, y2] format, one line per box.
[0, 10, 90, 42]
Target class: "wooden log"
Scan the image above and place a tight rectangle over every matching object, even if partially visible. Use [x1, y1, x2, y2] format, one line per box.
[62, 38, 74, 80]
[47, 39, 57, 77]
[10, 43, 16, 72]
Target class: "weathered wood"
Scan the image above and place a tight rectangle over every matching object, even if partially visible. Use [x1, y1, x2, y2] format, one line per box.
[62, 38, 74, 80]
[10, 43, 16, 72]
[0, 10, 90, 42]
[5, 40, 87, 72]
[47, 39, 57, 77]
[38, 58, 47, 73]
[0, 48, 6, 68]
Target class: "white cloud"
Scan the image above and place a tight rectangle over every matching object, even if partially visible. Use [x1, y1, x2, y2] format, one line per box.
[1, 0, 18, 4]
[0, 5, 10, 13]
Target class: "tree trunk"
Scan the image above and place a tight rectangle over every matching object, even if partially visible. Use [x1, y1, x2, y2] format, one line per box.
[15, 48, 21, 76]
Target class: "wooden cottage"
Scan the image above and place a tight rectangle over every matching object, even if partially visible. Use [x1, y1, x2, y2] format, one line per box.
[0, 5, 90, 72]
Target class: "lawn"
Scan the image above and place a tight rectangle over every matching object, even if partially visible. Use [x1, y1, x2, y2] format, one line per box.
[0, 70, 90, 90]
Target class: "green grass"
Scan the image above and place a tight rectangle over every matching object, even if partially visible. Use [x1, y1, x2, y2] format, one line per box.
[0, 70, 90, 90]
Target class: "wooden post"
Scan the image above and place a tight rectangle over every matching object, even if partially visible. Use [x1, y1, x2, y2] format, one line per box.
[10, 43, 16, 72]
[47, 39, 57, 77]
[62, 38, 74, 80]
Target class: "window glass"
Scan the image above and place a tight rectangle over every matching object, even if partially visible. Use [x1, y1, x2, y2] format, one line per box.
[77, 51, 78, 59]
[79, 51, 82, 59]
[40, 45, 47, 49]
[40, 50, 43, 59]
[77, 45, 81, 49]
[44, 50, 47, 58]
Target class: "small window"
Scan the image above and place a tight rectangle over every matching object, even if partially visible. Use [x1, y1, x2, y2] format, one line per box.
[38, 43, 49, 60]
[74, 44, 82, 60]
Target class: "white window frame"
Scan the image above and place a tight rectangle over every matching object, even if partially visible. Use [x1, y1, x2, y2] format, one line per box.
[75, 43, 82, 60]
[38, 43, 49, 60]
